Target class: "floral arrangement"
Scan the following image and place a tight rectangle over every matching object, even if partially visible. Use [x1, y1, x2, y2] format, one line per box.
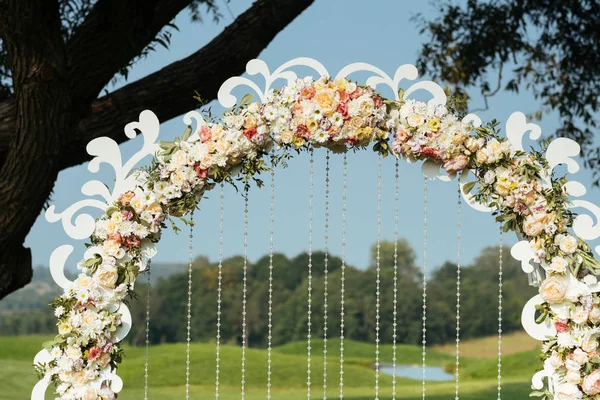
[37, 75, 600, 400]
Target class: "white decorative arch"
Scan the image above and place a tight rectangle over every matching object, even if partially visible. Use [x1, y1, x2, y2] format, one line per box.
[32, 58, 600, 400]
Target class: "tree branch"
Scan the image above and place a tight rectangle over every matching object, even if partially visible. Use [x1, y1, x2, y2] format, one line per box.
[67, 0, 193, 105]
[0, 0, 314, 170]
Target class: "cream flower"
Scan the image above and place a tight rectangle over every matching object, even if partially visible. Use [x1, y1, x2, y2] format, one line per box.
[75, 273, 93, 289]
[565, 369, 582, 384]
[523, 212, 552, 237]
[130, 195, 145, 214]
[549, 256, 568, 273]
[539, 276, 568, 304]
[582, 333, 599, 352]
[572, 306, 589, 325]
[554, 383, 582, 400]
[103, 239, 124, 259]
[94, 264, 118, 288]
[73, 371, 89, 387]
[58, 321, 72, 335]
[559, 234, 579, 254]
[314, 88, 337, 115]
[406, 113, 425, 128]
[66, 346, 82, 360]
[590, 306, 600, 325]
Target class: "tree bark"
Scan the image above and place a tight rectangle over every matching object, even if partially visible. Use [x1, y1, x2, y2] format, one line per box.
[0, 0, 314, 300]
[0, 0, 72, 299]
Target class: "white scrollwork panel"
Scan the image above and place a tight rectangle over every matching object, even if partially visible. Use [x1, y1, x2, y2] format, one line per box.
[570, 199, 600, 241]
[511, 240, 537, 274]
[49, 245, 76, 289]
[505, 111, 542, 151]
[218, 58, 329, 108]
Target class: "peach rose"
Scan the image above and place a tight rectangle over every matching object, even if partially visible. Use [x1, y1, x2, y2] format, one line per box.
[315, 88, 337, 115]
[539, 276, 568, 304]
[583, 370, 600, 395]
[523, 212, 552, 237]
[443, 155, 469, 173]
[120, 191, 135, 206]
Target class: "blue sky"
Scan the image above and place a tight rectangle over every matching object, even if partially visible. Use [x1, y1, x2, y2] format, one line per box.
[24, 0, 600, 276]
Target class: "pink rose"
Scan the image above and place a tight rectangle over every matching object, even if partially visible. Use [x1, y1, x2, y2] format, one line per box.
[124, 235, 141, 248]
[555, 320, 570, 333]
[296, 124, 310, 139]
[337, 103, 349, 120]
[422, 147, 440, 159]
[194, 163, 208, 180]
[583, 370, 600, 395]
[443, 155, 469, 173]
[122, 210, 133, 221]
[299, 86, 315, 100]
[108, 233, 122, 245]
[338, 90, 350, 103]
[350, 87, 364, 99]
[120, 191, 135, 206]
[373, 96, 383, 108]
[88, 346, 103, 361]
[198, 126, 211, 143]
[291, 102, 303, 115]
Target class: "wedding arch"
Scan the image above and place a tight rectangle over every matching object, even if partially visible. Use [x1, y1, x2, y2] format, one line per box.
[30, 58, 600, 400]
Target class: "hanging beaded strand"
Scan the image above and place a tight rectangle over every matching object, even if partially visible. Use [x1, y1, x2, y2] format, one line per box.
[497, 231, 504, 400]
[143, 260, 152, 400]
[421, 177, 428, 400]
[215, 184, 225, 400]
[455, 185, 462, 400]
[323, 151, 331, 400]
[392, 161, 399, 400]
[374, 155, 382, 400]
[307, 150, 315, 400]
[266, 164, 276, 400]
[339, 153, 347, 400]
[241, 191, 249, 400]
[185, 211, 195, 400]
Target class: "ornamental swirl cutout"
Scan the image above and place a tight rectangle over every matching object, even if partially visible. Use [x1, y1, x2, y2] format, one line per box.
[32, 58, 600, 400]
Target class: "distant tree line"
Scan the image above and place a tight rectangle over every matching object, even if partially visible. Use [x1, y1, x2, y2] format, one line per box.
[0, 240, 535, 346]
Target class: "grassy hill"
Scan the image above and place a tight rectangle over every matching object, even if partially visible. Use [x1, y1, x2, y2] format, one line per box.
[0, 335, 535, 399]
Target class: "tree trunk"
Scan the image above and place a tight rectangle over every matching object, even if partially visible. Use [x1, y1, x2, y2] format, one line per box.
[0, 0, 72, 299]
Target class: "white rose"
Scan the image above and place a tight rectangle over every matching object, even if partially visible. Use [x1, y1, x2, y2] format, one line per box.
[566, 369, 582, 384]
[544, 351, 563, 370]
[73, 371, 89, 387]
[75, 273, 93, 289]
[582, 333, 599, 352]
[58, 321, 72, 335]
[94, 264, 118, 288]
[483, 170, 496, 184]
[66, 346, 82, 360]
[572, 306, 589, 325]
[130, 195, 145, 214]
[590, 306, 600, 325]
[559, 235, 579, 254]
[554, 383, 582, 400]
[406, 113, 425, 128]
[574, 348, 589, 364]
[103, 239, 124, 259]
[171, 149, 188, 167]
[549, 256, 568, 273]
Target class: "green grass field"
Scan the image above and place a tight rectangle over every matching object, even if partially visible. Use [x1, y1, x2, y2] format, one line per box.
[0, 335, 535, 399]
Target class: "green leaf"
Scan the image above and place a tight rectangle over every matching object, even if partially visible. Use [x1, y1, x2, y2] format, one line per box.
[181, 125, 193, 141]
[240, 93, 253, 105]
[461, 181, 476, 194]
